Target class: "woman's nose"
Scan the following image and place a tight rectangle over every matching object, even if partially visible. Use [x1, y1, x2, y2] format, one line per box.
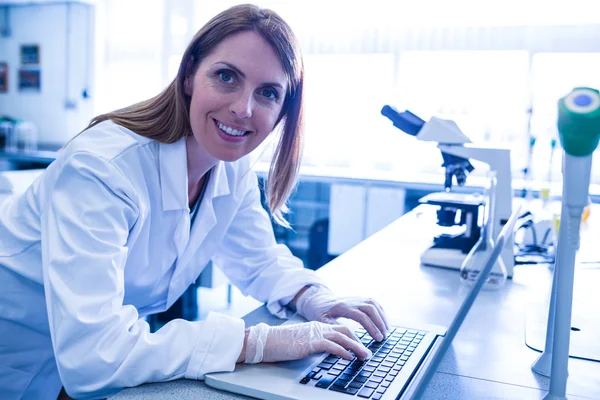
[230, 92, 253, 119]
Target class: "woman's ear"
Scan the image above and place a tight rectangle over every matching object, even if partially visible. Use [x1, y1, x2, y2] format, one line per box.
[183, 56, 195, 96]
[184, 75, 193, 96]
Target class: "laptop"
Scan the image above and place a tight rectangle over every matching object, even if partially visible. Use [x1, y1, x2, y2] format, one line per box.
[205, 207, 521, 400]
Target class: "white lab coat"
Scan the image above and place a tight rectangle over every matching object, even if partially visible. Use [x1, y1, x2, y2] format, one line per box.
[0, 121, 326, 400]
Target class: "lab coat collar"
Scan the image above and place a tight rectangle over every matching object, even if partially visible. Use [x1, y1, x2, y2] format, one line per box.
[158, 138, 230, 211]
[159, 138, 187, 211]
[206, 159, 230, 200]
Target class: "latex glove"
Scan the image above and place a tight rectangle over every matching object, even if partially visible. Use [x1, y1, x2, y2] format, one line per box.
[296, 286, 390, 342]
[244, 321, 372, 364]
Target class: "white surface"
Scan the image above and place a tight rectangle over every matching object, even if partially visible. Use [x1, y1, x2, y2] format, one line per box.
[526, 266, 600, 362]
[112, 373, 595, 400]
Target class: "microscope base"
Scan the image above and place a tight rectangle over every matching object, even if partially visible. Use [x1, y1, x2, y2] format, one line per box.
[420, 248, 466, 270]
[531, 351, 552, 377]
[543, 394, 567, 400]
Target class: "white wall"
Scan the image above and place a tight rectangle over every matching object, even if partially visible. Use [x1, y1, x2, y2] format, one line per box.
[0, 2, 94, 146]
[328, 184, 406, 255]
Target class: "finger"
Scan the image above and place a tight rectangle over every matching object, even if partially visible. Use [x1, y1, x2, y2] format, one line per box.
[346, 309, 383, 341]
[331, 324, 361, 344]
[369, 299, 391, 331]
[320, 315, 338, 326]
[320, 315, 364, 343]
[314, 338, 353, 360]
[326, 331, 372, 360]
[359, 303, 388, 340]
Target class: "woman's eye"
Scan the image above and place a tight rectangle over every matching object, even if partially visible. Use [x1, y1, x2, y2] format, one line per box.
[261, 88, 278, 100]
[218, 71, 234, 83]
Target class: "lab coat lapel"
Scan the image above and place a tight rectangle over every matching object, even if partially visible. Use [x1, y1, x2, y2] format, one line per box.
[177, 161, 230, 270]
[158, 138, 189, 259]
[166, 161, 230, 307]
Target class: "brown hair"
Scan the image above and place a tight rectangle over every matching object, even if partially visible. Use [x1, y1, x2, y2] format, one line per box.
[85, 4, 304, 227]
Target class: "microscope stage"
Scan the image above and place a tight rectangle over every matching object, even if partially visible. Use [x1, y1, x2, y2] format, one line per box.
[420, 247, 467, 270]
[419, 192, 485, 207]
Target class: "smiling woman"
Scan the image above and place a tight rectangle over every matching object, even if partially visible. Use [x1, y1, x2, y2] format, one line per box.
[86, 5, 304, 226]
[0, 4, 390, 400]
[184, 31, 288, 165]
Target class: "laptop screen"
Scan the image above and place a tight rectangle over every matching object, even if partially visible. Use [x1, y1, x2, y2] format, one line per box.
[410, 206, 522, 399]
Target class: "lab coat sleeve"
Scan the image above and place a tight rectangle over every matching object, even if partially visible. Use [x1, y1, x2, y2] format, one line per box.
[212, 171, 328, 319]
[41, 152, 244, 399]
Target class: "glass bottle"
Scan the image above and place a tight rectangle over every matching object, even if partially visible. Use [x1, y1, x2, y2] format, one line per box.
[16, 121, 38, 152]
[459, 171, 508, 290]
[0, 121, 17, 152]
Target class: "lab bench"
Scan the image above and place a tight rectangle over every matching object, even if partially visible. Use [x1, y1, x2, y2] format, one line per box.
[110, 205, 600, 400]
[0, 148, 60, 170]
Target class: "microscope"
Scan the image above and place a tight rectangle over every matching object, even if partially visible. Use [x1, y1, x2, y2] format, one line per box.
[381, 106, 515, 277]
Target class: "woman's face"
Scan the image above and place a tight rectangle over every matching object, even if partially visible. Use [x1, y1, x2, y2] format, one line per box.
[186, 30, 289, 162]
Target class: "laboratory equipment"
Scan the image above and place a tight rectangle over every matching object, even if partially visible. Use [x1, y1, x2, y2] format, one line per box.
[15, 121, 38, 152]
[522, 135, 536, 200]
[540, 137, 558, 206]
[0, 120, 17, 152]
[530, 87, 600, 400]
[524, 137, 559, 251]
[381, 106, 515, 277]
[514, 210, 556, 265]
[460, 171, 508, 290]
[417, 191, 485, 270]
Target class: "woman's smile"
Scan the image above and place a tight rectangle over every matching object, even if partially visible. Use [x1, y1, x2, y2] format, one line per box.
[213, 118, 252, 143]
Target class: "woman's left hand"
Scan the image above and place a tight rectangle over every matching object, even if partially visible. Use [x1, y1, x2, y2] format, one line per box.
[295, 286, 390, 342]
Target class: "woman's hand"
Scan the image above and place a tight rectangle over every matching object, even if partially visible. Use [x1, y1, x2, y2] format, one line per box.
[242, 321, 372, 364]
[295, 286, 390, 342]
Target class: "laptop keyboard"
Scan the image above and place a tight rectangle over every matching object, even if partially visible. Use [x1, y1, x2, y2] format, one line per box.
[298, 327, 425, 399]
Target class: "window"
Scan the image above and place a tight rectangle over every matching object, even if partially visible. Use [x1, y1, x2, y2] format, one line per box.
[94, 0, 164, 114]
[301, 53, 396, 169]
[95, 1, 600, 186]
[395, 51, 530, 176]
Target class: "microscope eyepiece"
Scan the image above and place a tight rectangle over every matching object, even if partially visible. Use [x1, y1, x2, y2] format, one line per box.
[381, 106, 425, 136]
[381, 106, 476, 190]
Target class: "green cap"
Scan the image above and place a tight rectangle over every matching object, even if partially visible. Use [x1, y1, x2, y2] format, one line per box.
[557, 87, 600, 156]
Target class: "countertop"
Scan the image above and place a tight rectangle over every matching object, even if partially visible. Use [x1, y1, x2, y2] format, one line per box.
[110, 207, 600, 399]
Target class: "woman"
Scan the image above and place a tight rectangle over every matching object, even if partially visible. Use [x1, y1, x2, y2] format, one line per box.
[0, 5, 388, 399]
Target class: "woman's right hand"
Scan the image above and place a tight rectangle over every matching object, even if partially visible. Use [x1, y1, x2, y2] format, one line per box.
[242, 321, 372, 364]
